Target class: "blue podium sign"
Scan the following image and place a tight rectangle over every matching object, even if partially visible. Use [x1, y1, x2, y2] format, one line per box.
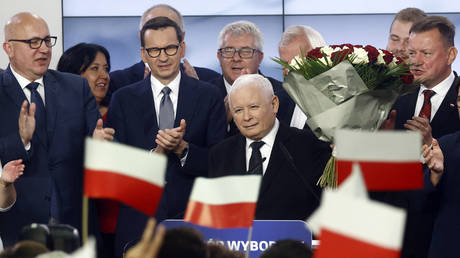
[160, 220, 312, 258]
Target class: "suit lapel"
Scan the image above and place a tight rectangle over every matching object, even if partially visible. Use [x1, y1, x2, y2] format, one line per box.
[175, 74, 199, 129]
[431, 75, 460, 125]
[2, 67, 27, 110]
[140, 77, 158, 140]
[43, 71, 58, 147]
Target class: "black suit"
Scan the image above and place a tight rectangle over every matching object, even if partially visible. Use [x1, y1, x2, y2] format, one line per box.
[373, 74, 460, 258]
[209, 122, 330, 220]
[209, 74, 296, 136]
[105, 61, 220, 105]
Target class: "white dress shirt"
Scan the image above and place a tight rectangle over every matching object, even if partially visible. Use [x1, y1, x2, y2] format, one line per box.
[414, 72, 454, 121]
[150, 71, 181, 123]
[10, 66, 45, 105]
[245, 119, 280, 175]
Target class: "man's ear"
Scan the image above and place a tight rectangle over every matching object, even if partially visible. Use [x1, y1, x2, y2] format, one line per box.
[3, 42, 13, 58]
[447, 46, 457, 66]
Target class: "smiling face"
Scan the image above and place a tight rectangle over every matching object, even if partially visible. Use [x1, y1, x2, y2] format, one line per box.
[217, 33, 263, 85]
[141, 26, 185, 85]
[80, 52, 110, 104]
[408, 28, 457, 88]
[387, 20, 413, 60]
[230, 84, 278, 141]
[3, 13, 51, 81]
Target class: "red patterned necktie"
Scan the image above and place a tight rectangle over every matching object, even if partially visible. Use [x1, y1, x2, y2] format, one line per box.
[418, 90, 436, 120]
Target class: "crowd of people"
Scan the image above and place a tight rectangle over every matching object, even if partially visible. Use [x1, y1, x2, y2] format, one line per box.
[0, 3, 459, 258]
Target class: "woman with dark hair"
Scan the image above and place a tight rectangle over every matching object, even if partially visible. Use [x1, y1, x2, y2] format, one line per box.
[57, 43, 115, 257]
[57, 43, 111, 119]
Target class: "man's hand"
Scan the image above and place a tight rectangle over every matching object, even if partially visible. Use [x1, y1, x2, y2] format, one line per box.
[92, 119, 115, 141]
[183, 58, 199, 80]
[224, 95, 233, 123]
[405, 116, 432, 145]
[1, 159, 24, 186]
[380, 110, 396, 130]
[155, 119, 187, 156]
[18, 100, 36, 147]
[125, 218, 166, 258]
[422, 139, 444, 186]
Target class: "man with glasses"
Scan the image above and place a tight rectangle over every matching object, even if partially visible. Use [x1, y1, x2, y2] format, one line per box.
[106, 17, 226, 256]
[211, 20, 290, 137]
[0, 12, 114, 247]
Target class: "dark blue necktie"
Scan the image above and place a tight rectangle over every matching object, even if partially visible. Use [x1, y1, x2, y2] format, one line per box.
[26, 82, 47, 146]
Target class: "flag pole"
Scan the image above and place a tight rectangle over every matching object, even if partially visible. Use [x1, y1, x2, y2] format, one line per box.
[245, 226, 253, 258]
[82, 195, 89, 244]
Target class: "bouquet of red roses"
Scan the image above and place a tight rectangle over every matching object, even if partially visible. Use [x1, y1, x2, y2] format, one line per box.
[274, 44, 417, 187]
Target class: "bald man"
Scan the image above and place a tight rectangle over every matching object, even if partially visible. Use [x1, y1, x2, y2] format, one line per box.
[0, 12, 113, 246]
[209, 74, 330, 220]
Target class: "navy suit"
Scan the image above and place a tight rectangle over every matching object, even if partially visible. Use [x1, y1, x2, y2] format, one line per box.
[106, 73, 226, 256]
[0, 67, 100, 246]
[209, 74, 296, 136]
[105, 61, 220, 105]
[426, 131, 460, 258]
[209, 122, 330, 220]
[373, 75, 460, 258]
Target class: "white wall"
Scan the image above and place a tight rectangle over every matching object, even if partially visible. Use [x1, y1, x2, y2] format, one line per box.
[0, 0, 63, 70]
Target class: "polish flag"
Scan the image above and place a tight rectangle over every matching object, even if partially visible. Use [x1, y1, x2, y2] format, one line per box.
[314, 190, 406, 258]
[335, 130, 423, 190]
[184, 175, 262, 229]
[84, 138, 167, 216]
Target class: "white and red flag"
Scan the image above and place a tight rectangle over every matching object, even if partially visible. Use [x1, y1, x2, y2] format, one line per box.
[84, 138, 167, 216]
[335, 129, 423, 190]
[308, 164, 407, 258]
[184, 175, 262, 229]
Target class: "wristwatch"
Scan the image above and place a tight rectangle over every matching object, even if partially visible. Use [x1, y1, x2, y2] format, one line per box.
[0, 178, 11, 188]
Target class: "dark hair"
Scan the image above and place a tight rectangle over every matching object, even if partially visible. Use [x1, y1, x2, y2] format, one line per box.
[57, 43, 111, 75]
[158, 227, 206, 258]
[260, 239, 312, 258]
[140, 16, 183, 47]
[410, 16, 456, 48]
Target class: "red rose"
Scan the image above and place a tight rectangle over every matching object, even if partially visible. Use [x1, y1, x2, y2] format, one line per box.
[401, 74, 414, 84]
[396, 56, 404, 64]
[307, 47, 324, 59]
[340, 44, 355, 51]
[331, 48, 353, 63]
[354, 45, 364, 49]
[381, 49, 394, 65]
[364, 45, 379, 63]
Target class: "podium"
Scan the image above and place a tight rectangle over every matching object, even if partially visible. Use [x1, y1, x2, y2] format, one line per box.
[160, 220, 312, 258]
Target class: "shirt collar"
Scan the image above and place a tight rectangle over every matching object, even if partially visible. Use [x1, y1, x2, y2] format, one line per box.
[246, 118, 279, 151]
[223, 77, 232, 95]
[151, 71, 181, 99]
[419, 72, 454, 98]
[10, 65, 44, 90]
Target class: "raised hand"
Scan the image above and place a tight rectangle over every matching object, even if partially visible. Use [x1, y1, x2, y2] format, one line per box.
[155, 119, 187, 156]
[18, 100, 36, 146]
[1, 159, 25, 186]
[405, 116, 432, 145]
[92, 118, 115, 141]
[422, 139, 444, 186]
[125, 218, 166, 258]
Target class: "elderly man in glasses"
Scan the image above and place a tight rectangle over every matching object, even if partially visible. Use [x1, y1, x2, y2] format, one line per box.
[0, 12, 114, 247]
[105, 16, 226, 256]
[211, 20, 294, 137]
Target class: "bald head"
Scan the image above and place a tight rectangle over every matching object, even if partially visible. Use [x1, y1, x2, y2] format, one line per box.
[140, 4, 184, 32]
[4, 12, 48, 41]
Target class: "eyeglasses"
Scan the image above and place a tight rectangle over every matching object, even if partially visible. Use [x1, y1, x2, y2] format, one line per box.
[144, 44, 180, 58]
[8, 36, 57, 49]
[218, 47, 259, 59]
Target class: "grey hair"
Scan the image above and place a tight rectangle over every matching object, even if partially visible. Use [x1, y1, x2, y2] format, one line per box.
[279, 25, 326, 49]
[217, 20, 263, 51]
[228, 74, 274, 107]
[139, 4, 184, 31]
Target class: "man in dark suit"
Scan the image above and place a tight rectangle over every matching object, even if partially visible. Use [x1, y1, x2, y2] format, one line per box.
[209, 74, 330, 220]
[0, 12, 114, 246]
[277, 25, 326, 129]
[106, 17, 226, 256]
[380, 16, 460, 258]
[212, 20, 293, 136]
[107, 4, 219, 105]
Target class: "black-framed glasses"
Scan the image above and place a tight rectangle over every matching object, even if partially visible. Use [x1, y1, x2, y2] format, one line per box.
[144, 44, 180, 58]
[218, 47, 259, 59]
[8, 36, 57, 49]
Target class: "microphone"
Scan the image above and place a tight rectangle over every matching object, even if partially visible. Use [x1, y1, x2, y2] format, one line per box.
[247, 157, 267, 174]
[279, 143, 320, 202]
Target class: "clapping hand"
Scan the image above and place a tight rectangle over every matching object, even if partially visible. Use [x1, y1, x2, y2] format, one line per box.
[92, 119, 115, 141]
[18, 100, 36, 146]
[1, 159, 25, 186]
[155, 119, 187, 157]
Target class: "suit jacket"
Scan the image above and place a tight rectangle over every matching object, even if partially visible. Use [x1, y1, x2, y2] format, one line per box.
[372, 74, 460, 258]
[426, 132, 460, 258]
[105, 61, 220, 105]
[208, 122, 330, 220]
[106, 73, 226, 256]
[0, 67, 100, 246]
[209, 74, 296, 136]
